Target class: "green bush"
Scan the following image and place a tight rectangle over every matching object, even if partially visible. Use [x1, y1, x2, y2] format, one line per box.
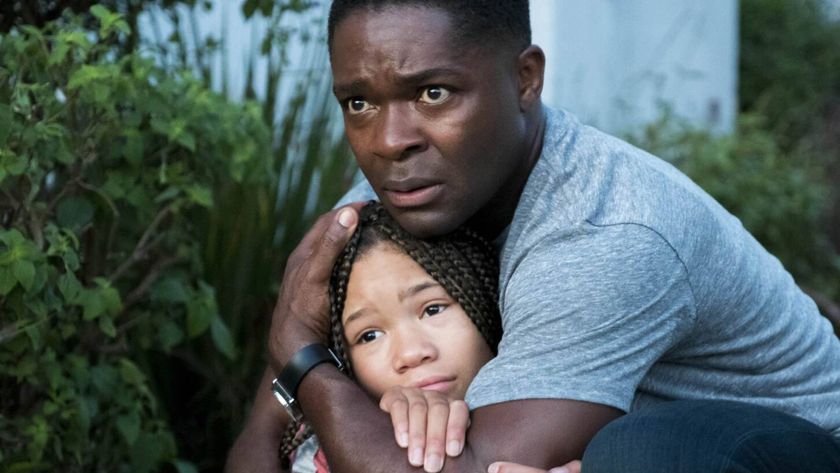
[740, 0, 840, 150]
[0, 7, 275, 472]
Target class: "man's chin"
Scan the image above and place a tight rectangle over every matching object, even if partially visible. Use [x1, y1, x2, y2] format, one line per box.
[386, 206, 463, 238]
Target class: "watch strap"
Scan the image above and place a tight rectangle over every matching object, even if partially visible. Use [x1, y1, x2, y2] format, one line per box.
[278, 343, 343, 398]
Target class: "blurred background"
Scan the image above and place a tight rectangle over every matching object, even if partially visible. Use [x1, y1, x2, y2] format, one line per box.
[0, 1, 838, 471]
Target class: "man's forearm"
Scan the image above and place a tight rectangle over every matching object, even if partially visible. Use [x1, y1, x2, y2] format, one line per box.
[299, 365, 487, 473]
[225, 368, 290, 473]
[298, 365, 621, 473]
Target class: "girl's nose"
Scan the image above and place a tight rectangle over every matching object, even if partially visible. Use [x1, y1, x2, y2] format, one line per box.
[391, 329, 438, 373]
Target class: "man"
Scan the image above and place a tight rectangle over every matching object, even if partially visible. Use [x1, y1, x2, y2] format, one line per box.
[227, 1, 840, 472]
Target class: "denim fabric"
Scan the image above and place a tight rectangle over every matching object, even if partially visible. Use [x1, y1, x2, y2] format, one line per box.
[582, 400, 840, 473]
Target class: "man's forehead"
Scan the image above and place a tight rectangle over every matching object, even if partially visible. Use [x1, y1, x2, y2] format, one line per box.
[330, 6, 489, 87]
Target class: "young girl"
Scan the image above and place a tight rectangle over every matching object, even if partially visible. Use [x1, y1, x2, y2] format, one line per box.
[280, 201, 503, 472]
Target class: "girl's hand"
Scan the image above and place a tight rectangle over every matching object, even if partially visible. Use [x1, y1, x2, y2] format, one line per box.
[487, 460, 582, 473]
[379, 386, 470, 473]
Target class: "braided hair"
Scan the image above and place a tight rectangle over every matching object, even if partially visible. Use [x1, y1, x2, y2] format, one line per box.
[278, 201, 502, 469]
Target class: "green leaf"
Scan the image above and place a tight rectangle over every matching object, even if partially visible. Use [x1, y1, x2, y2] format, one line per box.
[57, 272, 82, 304]
[48, 41, 70, 66]
[186, 297, 213, 338]
[0, 265, 16, 295]
[67, 65, 111, 90]
[175, 131, 196, 152]
[186, 185, 212, 207]
[158, 319, 184, 352]
[81, 291, 105, 320]
[94, 278, 122, 315]
[155, 187, 180, 203]
[131, 431, 176, 473]
[90, 365, 118, 395]
[151, 276, 189, 303]
[210, 316, 237, 360]
[116, 411, 140, 446]
[172, 460, 199, 473]
[119, 359, 145, 386]
[0, 103, 12, 146]
[57, 196, 95, 230]
[1, 149, 28, 176]
[98, 316, 116, 338]
[12, 259, 35, 290]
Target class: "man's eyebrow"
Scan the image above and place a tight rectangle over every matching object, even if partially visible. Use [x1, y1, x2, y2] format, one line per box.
[393, 67, 464, 86]
[332, 67, 465, 96]
[333, 79, 366, 97]
[398, 281, 440, 302]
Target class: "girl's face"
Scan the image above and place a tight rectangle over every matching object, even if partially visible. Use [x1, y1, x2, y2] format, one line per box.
[341, 242, 494, 400]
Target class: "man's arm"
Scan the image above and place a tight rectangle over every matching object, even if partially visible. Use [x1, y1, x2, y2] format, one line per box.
[225, 368, 290, 473]
[298, 363, 622, 472]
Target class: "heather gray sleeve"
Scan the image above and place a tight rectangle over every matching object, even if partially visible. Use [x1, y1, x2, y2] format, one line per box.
[465, 222, 697, 412]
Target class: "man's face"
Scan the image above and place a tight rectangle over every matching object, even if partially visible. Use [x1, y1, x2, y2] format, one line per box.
[330, 6, 529, 237]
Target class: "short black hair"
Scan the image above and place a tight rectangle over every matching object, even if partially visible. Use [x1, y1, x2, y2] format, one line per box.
[327, 0, 531, 52]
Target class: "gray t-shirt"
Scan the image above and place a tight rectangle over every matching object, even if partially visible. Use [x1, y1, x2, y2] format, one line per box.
[337, 107, 840, 437]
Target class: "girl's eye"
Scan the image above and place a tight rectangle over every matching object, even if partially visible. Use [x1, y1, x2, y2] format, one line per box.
[423, 304, 447, 317]
[418, 86, 451, 105]
[358, 330, 383, 344]
[345, 98, 373, 115]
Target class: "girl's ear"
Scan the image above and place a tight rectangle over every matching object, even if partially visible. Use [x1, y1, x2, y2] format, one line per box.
[517, 45, 545, 112]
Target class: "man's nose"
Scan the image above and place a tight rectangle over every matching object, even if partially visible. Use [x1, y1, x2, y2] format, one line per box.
[392, 329, 438, 373]
[373, 103, 427, 161]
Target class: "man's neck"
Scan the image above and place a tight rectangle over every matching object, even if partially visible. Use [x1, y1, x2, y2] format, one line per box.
[468, 106, 547, 240]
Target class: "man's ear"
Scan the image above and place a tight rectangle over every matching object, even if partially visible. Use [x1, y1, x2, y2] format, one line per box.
[517, 45, 545, 112]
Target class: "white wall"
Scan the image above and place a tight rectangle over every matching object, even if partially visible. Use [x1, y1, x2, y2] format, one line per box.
[531, 0, 739, 135]
[141, 1, 739, 136]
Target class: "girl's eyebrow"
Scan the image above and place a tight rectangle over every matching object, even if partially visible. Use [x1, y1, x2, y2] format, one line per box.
[343, 308, 370, 329]
[343, 281, 442, 327]
[398, 281, 440, 302]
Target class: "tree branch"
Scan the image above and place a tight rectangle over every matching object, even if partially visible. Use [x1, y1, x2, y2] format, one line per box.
[108, 204, 172, 283]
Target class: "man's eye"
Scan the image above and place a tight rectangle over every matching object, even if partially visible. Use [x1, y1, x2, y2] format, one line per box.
[418, 86, 450, 104]
[423, 304, 447, 317]
[345, 98, 372, 115]
[358, 330, 383, 344]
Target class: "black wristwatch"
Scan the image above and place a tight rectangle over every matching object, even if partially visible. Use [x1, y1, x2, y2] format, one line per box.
[271, 344, 343, 422]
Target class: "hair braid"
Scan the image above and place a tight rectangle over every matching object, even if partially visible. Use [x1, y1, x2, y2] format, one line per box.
[278, 201, 502, 467]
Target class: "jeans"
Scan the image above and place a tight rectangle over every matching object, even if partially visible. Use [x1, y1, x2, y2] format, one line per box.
[581, 400, 840, 473]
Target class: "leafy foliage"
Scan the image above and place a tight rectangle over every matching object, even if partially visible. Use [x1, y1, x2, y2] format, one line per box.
[739, 0, 840, 150]
[2, 1, 357, 470]
[0, 9, 276, 472]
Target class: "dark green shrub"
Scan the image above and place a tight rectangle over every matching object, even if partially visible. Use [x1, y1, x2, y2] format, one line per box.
[740, 0, 840, 150]
[0, 7, 275, 472]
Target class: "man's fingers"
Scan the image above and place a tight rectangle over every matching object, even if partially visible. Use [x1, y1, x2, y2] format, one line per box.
[422, 397, 450, 472]
[306, 206, 359, 282]
[444, 400, 469, 457]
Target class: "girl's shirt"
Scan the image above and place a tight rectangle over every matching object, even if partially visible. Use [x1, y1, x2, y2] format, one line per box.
[290, 435, 329, 473]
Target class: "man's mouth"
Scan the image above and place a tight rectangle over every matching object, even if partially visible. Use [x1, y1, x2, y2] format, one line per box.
[382, 178, 443, 208]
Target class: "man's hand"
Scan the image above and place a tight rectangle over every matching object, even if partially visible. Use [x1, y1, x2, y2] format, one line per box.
[380, 386, 470, 473]
[487, 460, 582, 473]
[267, 203, 363, 371]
